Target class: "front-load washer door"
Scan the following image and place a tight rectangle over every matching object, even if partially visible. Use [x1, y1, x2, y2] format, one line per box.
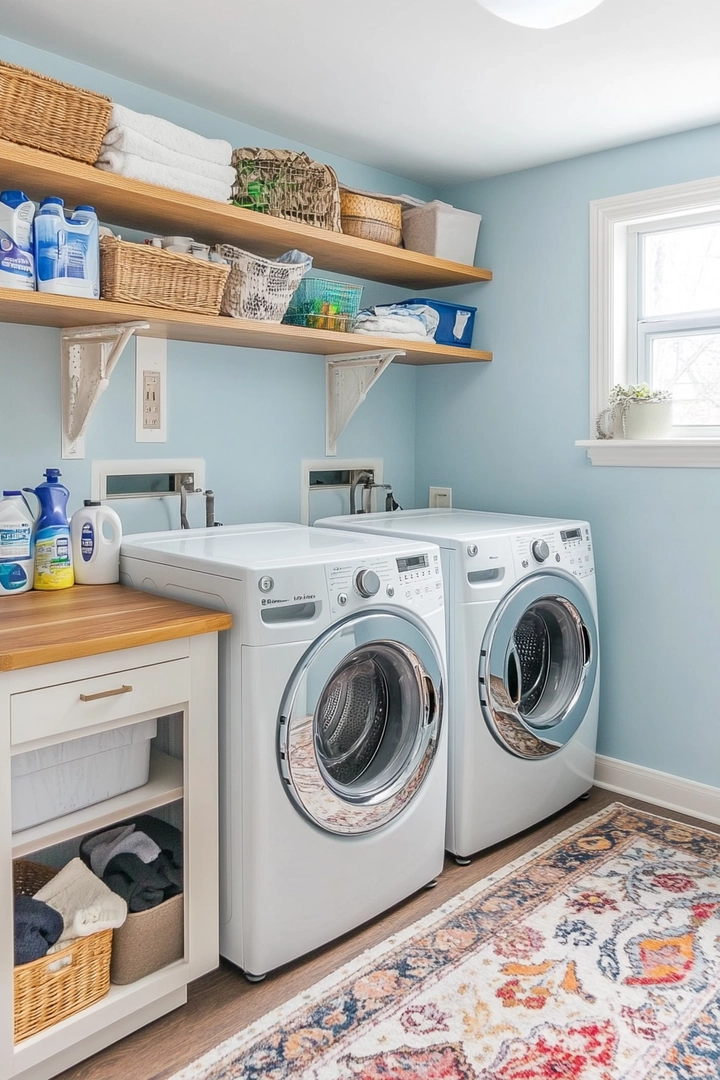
[479, 570, 598, 760]
[278, 610, 444, 835]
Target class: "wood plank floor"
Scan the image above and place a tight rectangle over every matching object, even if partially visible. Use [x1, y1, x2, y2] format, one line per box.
[57, 788, 720, 1080]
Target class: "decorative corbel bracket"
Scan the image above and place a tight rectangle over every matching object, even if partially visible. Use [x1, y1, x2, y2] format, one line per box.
[61, 322, 150, 459]
[325, 350, 406, 456]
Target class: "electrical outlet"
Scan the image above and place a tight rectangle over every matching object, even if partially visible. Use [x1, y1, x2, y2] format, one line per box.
[136, 338, 167, 442]
[429, 486, 452, 508]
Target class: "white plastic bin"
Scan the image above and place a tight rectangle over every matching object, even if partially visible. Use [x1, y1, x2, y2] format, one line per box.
[402, 201, 482, 266]
[11, 718, 157, 831]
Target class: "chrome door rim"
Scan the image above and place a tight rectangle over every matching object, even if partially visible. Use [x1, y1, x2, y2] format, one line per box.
[278, 609, 444, 835]
[479, 570, 598, 760]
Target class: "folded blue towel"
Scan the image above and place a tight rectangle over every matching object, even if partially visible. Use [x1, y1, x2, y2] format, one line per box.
[14, 895, 64, 966]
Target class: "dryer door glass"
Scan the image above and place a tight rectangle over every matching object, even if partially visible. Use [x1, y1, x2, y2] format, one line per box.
[479, 571, 598, 759]
[279, 611, 443, 835]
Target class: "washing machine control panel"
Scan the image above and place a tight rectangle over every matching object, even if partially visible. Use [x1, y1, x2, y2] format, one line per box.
[513, 525, 594, 580]
[326, 549, 443, 618]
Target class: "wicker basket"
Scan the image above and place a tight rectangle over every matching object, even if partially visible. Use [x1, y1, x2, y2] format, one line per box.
[284, 278, 363, 333]
[110, 893, 183, 985]
[100, 237, 230, 315]
[214, 244, 310, 322]
[232, 149, 341, 232]
[340, 192, 403, 247]
[0, 61, 111, 164]
[13, 860, 113, 1043]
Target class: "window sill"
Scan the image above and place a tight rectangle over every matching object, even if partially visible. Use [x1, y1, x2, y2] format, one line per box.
[576, 439, 720, 467]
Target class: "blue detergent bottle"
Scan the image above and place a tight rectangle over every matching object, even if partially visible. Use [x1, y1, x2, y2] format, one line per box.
[24, 469, 74, 590]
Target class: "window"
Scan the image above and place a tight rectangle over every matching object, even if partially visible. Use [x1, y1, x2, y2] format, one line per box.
[580, 176, 720, 466]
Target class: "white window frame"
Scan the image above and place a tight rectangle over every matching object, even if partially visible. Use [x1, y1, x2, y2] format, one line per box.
[577, 175, 720, 467]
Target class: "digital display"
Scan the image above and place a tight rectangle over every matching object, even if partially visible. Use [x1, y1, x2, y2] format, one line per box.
[561, 528, 582, 541]
[397, 554, 429, 572]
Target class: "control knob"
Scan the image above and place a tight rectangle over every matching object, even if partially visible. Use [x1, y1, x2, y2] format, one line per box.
[355, 568, 381, 598]
[531, 539, 550, 563]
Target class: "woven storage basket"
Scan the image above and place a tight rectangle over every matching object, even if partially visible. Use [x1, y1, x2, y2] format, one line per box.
[232, 149, 341, 232]
[100, 237, 230, 315]
[110, 893, 183, 985]
[0, 61, 111, 164]
[214, 244, 309, 322]
[13, 860, 113, 1043]
[340, 192, 403, 247]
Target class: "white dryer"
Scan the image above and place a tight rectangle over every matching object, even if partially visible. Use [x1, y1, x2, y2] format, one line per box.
[120, 523, 447, 979]
[317, 510, 599, 862]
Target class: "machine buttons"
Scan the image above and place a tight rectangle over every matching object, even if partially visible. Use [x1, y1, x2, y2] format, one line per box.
[467, 544, 478, 557]
[555, 552, 561, 562]
[531, 539, 550, 563]
[386, 585, 395, 597]
[258, 576, 274, 593]
[337, 593, 348, 605]
[354, 568, 381, 598]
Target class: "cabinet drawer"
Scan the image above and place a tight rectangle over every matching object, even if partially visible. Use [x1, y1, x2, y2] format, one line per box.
[10, 658, 191, 746]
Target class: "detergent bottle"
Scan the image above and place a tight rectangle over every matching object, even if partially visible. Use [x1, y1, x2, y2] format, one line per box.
[71, 501, 122, 585]
[24, 469, 74, 590]
[34, 198, 100, 299]
[0, 190, 35, 290]
[0, 491, 35, 593]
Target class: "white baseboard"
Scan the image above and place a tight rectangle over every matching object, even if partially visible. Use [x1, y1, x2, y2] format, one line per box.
[594, 754, 720, 826]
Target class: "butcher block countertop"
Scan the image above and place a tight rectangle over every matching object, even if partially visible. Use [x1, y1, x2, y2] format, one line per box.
[0, 584, 232, 671]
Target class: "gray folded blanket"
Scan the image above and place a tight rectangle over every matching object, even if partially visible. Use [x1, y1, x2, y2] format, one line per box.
[14, 895, 64, 965]
[80, 815, 183, 912]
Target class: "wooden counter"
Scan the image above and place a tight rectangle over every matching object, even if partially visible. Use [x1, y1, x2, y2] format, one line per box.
[0, 584, 232, 671]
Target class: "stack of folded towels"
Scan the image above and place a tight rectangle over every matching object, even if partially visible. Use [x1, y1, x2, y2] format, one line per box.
[96, 103, 235, 203]
[353, 303, 440, 342]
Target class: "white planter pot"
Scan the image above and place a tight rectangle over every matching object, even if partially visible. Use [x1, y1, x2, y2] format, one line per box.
[622, 401, 673, 440]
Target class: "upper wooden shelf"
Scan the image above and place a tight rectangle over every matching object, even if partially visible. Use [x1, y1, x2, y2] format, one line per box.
[0, 140, 492, 290]
[0, 287, 492, 365]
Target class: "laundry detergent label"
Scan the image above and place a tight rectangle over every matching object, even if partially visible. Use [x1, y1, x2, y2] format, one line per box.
[0, 228, 34, 288]
[80, 521, 95, 562]
[34, 526, 74, 589]
[0, 562, 29, 592]
[0, 523, 31, 559]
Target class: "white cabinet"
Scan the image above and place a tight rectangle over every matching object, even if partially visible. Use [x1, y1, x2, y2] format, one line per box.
[0, 633, 221, 1080]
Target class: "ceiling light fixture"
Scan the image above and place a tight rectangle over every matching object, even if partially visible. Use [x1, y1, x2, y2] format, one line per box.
[475, 0, 605, 28]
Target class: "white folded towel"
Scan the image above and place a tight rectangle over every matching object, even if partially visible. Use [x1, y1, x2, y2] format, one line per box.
[107, 103, 232, 166]
[96, 149, 232, 203]
[354, 327, 435, 342]
[101, 127, 235, 185]
[34, 858, 127, 952]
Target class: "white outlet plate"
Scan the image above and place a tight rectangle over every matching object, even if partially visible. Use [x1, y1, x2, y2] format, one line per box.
[429, 486, 452, 508]
[136, 337, 167, 442]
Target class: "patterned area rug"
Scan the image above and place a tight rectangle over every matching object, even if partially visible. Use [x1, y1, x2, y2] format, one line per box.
[170, 804, 720, 1079]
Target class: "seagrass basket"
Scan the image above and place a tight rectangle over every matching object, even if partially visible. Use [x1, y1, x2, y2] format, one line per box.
[0, 61, 111, 164]
[340, 192, 403, 247]
[100, 237, 230, 315]
[232, 149, 341, 232]
[13, 860, 113, 1043]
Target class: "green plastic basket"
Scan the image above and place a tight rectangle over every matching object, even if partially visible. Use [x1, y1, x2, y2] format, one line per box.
[283, 278, 363, 333]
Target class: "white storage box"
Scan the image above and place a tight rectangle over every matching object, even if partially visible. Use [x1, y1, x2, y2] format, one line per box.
[402, 201, 482, 266]
[11, 718, 157, 832]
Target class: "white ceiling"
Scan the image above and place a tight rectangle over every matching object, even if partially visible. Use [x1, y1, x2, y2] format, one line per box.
[3, 0, 720, 186]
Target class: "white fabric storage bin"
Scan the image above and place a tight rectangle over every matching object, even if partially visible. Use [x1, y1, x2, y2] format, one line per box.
[402, 201, 482, 265]
[11, 718, 157, 831]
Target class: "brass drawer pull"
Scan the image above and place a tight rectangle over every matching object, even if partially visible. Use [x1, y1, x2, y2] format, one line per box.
[79, 684, 133, 702]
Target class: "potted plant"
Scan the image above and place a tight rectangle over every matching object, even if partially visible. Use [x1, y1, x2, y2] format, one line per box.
[596, 383, 673, 440]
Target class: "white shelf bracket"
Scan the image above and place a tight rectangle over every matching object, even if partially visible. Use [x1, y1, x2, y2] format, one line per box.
[61, 321, 150, 459]
[325, 350, 405, 456]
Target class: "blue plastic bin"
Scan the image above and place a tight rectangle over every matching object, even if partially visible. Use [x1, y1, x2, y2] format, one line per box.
[397, 297, 476, 348]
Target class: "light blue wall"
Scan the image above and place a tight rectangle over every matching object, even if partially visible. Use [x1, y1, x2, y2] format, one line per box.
[0, 36, 436, 527]
[415, 123, 720, 787]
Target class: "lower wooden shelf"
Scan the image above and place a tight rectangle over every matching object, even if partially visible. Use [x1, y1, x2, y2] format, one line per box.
[0, 287, 491, 365]
[12, 749, 183, 858]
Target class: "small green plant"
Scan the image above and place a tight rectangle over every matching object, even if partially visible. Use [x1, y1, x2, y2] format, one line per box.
[596, 383, 672, 438]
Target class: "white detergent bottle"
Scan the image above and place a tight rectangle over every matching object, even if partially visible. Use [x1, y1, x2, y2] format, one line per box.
[71, 501, 122, 584]
[0, 191, 35, 290]
[0, 491, 35, 594]
[35, 198, 100, 299]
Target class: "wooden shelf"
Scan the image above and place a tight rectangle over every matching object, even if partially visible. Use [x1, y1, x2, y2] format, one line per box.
[12, 748, 183, 857]
[0, 140, 492, 290]
[0, 287, 491, 365]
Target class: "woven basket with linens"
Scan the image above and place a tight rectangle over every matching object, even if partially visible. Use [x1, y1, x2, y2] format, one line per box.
[232, 148, 341, 232]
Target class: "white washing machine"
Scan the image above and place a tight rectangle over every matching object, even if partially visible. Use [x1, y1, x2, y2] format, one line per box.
[317, 510, 599, 862]
[120, 523, 447, 979]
